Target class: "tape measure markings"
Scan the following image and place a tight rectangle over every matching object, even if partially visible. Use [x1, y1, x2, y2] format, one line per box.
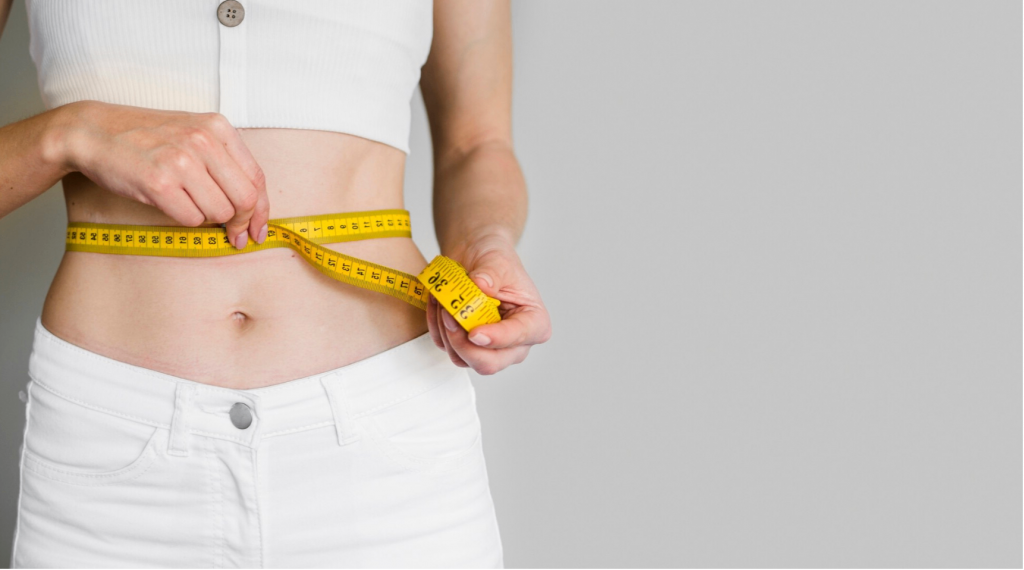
[417, 255, 501, 330]
[65, 209, 501, 330]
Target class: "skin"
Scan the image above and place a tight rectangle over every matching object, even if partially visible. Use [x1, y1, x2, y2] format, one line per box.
[0, 0, 550, 388]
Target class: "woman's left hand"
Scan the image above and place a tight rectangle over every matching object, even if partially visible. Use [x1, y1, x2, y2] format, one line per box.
[426, 236, 552, 375]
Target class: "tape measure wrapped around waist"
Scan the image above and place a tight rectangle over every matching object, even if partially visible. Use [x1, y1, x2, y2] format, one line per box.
[64, 209, 501, 331]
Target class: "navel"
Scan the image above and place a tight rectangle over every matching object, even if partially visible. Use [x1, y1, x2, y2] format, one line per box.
[230, 311, 254, 332]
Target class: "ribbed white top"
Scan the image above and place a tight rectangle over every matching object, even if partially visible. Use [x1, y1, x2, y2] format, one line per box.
[25, 0, 433, 154]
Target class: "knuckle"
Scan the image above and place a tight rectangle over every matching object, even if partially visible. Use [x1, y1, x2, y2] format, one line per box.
[180, 210, 205, 227]
[211, 204, 236, 224]
[147, 170, 176, 194]
[235, 189, 258, 212]
[184, 127, 213, 150]
[200, 112, 231, 132]
[158, 148, 193, 171]
[250, 166, 267, 191]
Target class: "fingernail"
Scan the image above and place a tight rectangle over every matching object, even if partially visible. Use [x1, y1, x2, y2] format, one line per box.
[442, 310, 458, 332]
[257, 223, 268, 244]
[471, 273, 494, 289]
[469, 333, 491, 346]
[234, 232, 248, 250]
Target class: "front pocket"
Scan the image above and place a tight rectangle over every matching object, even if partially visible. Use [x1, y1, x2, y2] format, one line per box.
[21, 380, 164, 487]
[355, 367, 483, 475]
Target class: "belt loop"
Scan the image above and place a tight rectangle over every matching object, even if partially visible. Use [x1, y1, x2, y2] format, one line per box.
[168, 383, 196, 457]
[320, 374, 361, 446]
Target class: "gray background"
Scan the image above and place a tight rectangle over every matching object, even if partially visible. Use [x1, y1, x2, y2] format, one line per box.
[1, 0, 1021, 567]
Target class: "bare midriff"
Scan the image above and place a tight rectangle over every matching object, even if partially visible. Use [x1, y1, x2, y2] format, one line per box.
[40, 128, 430, 389]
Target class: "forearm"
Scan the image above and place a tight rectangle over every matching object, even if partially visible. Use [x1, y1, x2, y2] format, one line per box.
[0, 102, 81, 219]
[433, 139, 527, 258]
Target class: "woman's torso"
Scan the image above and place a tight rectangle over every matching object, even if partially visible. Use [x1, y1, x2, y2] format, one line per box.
[29, 0, 435, 389]
[42, 129, 430, 390]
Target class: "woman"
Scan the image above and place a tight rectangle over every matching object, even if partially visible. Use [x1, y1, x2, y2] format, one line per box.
[0, 0, 551, 566]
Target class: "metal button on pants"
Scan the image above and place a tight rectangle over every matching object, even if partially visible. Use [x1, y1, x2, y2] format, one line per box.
[230, 402, 253, 430]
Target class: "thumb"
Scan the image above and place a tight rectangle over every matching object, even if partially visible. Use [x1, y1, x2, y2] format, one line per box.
[469, 270, 496, 297]
[466, 256, 508, 298]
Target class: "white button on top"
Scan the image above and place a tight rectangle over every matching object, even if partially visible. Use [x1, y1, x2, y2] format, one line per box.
[217, 0, 244, 27]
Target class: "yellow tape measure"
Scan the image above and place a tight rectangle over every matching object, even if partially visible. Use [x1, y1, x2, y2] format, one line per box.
[418, 255, 502, 331]
[65, 209, 501, 331]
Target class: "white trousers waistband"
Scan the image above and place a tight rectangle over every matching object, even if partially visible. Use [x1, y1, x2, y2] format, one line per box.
[27, 316, 456, 456]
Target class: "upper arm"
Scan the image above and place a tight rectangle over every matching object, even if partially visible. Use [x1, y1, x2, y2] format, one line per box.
[419, 0, 512, 164]
[0, 0, 15, 41]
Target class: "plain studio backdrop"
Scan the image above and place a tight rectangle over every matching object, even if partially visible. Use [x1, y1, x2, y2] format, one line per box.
[1, 1, 1020, 567]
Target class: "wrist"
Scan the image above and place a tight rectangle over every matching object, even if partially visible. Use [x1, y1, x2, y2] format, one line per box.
[42, 100, 101, 176]
[443, 226, 518, 261]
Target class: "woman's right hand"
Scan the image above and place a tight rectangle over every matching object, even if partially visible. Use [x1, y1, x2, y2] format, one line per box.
[62, 100, 269, 249]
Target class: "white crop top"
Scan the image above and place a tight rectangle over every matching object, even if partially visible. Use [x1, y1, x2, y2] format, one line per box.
[25, 0, 434, 154]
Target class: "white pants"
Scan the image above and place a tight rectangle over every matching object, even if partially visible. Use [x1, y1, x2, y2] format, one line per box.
[11, 317, 503, 568]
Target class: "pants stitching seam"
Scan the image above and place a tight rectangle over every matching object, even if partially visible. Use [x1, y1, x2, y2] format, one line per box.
[29, 374, 170, 428]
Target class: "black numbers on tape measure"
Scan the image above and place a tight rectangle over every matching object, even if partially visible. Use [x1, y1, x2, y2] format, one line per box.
[450, 293, 465, 310]
[459, 304, 477, 320]
[64, 215, 424, 309]
[427, 271, 447, 292]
